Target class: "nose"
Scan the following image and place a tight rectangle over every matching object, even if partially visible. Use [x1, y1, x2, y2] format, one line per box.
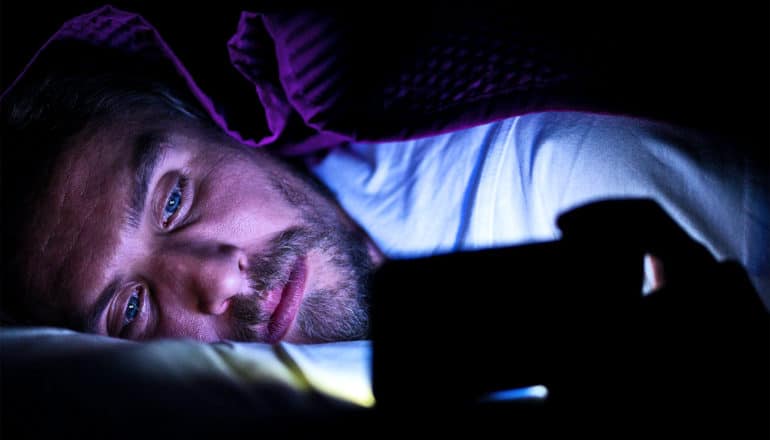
[159, 243, 248, 315]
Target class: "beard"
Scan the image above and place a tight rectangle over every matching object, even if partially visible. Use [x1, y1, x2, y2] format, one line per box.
[227, 169, 375, 343]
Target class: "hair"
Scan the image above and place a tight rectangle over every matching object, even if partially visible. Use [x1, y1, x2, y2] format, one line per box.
[0, 42, 214, 325]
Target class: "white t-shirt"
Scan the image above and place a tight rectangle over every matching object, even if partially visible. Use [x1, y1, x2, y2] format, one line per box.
[309, 111, 769, 307]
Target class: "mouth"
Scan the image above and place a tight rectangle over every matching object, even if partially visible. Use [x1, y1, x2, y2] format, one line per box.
[265, 257, 307, 343]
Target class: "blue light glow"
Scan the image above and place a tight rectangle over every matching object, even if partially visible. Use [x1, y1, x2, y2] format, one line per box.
[479, 385, 549, 402]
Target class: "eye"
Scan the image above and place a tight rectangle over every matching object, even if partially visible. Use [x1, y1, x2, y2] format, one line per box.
[124, 288, 142, 324]
[117, 285, 147, 339]
[161, 176, 187, 228]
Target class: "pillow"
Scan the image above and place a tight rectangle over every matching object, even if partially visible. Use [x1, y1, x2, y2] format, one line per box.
[0, 326, 373, 437]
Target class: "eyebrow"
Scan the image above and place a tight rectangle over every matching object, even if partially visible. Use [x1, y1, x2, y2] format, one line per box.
[128, 131, 167, 228]
[81, 132, 167, 334]
[83, 277, 122, 334]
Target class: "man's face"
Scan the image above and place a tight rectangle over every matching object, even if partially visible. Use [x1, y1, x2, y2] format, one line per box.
[24, 110, 383, 343]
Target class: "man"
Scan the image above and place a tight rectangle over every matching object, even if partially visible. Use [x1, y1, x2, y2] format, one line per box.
[2, 5, 768, 347]
[1, 61, 385, 344]
[4, 58, 768, 345]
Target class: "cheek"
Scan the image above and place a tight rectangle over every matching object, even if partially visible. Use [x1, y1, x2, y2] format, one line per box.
[198, 166, 303, 240]
[155, 313, 221, 342]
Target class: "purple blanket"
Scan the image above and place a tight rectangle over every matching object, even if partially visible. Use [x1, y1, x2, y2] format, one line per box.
[2, 5, 623, 155]
[3, 4, 763, 155]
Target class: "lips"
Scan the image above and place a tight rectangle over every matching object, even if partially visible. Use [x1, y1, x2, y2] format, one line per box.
[264, 257, 307, 343]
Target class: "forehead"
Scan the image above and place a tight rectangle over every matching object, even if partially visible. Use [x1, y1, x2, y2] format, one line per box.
[27, 114, 167, 320]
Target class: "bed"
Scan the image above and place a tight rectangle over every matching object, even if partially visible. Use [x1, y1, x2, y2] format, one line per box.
[1, 2, 768, 437]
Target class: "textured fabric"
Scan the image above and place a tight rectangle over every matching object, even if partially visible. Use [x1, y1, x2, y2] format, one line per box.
[260, 8, 602, 146]
[0, 325, 372, 407]
[0, 5, 663, 156]
[1, 5, 291, 147]
[5, 5, 763, 157]
[310, 111, 769, 307]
